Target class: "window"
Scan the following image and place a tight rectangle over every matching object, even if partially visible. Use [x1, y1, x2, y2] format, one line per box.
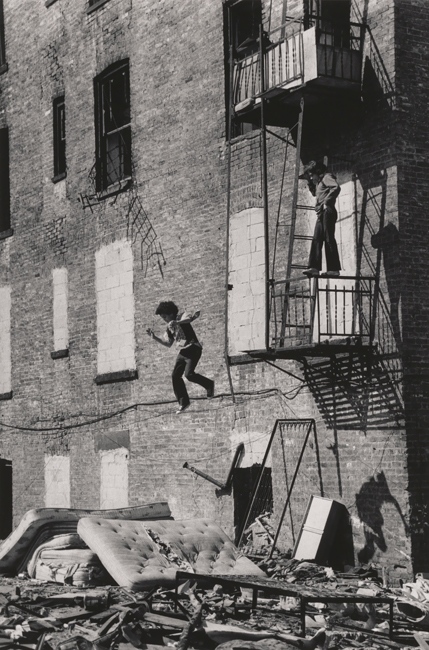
[53, 96, 66, 181]
[0, 128, 10, 233]
[224, 0, 262, 139]
[94, 60, 131, 192]
[87, 0, 110, 12]
[0, 0, 6, 71]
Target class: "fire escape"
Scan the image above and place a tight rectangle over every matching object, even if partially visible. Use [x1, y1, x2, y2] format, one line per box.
[225, 0, 372, 362]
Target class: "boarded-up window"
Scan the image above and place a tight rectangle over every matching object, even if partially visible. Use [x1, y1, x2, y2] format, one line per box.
[228, 208, 265, 354]
[52, 268, 68, 352]
[44, 455, 70, 508]
[100, 448, 129, 508]
[95, 240, 135, 375]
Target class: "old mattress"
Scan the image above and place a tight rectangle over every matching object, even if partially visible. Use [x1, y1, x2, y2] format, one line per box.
[0, 502, 171, 575]
[77, 517, 265, 590]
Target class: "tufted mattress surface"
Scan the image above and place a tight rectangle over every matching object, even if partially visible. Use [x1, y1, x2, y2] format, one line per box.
[77, 517, 265, 590]
[0, 502, 171, 575]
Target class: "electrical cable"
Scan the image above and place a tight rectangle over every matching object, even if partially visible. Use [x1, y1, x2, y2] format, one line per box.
[0, 387, 304, 435]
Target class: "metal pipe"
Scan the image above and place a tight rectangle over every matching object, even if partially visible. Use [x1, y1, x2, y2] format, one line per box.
[183, 463, 225, 490]
[260, 23, 270, 352]
[223, 4, 236, 403]
[183, 443, 245, 491]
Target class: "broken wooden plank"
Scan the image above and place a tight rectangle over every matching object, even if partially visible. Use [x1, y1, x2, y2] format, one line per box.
[414, 632, 429, 650]
[142, 611, 188, 630]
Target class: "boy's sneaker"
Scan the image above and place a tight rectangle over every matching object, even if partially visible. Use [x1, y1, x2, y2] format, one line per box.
[321, 270, 340, 277]
[176, 402, 190, 414]
[303, 268, 319, 277]
[207, 381, 215, 398]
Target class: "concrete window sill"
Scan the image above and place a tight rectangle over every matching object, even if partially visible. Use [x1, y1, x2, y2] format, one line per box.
[97, 177, 132, 200]
[0, 391, 12, 401]
[51, 349, 69, 360]
[87, 0, 110, 14]
[95, 369, 138, 385]
[52, 172, 66, 184]
[0, 228, 13, 242]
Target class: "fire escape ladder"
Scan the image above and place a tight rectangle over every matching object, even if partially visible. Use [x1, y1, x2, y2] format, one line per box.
[279, 97, 307, 346]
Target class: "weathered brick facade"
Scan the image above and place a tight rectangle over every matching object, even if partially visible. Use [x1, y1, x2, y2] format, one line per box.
[0, 0, 426, 579]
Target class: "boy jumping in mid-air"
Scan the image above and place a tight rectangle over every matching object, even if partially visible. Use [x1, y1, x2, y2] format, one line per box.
[146, 301, 214, 413]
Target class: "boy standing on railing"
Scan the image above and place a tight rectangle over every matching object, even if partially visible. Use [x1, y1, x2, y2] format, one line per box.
[300, 160, 342, 278]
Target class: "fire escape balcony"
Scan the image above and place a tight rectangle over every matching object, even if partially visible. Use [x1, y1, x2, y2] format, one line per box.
[233, 19, 364, 116]
[247, 276, 376, 361]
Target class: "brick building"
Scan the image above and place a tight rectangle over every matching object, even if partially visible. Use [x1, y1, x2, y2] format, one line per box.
[0, 0, 427, 576]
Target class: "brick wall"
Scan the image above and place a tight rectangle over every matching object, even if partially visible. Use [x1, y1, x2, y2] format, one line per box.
[0, 0, 421, 578]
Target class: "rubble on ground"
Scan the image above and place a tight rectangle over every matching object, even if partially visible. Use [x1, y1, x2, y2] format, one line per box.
[1, 506, 428, 649]
[0, 554, 429, 649]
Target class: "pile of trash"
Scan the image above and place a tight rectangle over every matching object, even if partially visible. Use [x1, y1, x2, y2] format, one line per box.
[1, 505, 429, 649]
[1, 554, 429, 648]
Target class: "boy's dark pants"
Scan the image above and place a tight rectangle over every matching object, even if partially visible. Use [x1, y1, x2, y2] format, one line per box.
[172, 344, 212, 406]
[308, 206, 341, 272]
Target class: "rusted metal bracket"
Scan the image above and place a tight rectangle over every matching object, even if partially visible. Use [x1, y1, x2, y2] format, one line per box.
[183, 443, 244, 490]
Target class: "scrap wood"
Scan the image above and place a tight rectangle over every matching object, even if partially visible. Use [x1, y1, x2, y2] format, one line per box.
[201, 620, 326, 649]
[176, 603, 204, 650]
[415, 633, 429, 650]
[142, 610, 189, 629]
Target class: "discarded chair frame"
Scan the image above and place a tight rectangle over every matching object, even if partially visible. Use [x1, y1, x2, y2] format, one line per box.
[183, 443, 245, 490]
[174, 571, 395, 638]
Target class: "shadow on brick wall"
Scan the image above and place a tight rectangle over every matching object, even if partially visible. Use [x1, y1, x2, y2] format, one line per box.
[355, 471, 409, 563]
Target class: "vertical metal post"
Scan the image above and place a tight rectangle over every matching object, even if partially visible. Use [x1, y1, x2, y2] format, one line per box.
[260, 24, 270, 351]
[223, 5, 236, 402]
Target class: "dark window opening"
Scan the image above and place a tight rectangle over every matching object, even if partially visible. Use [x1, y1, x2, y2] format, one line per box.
[94, 60, 131, 193]
[224, 0, 262, 139]
[88, 0, 110, 11]
[0, 1, 5, 69]
[305, 0, 351, 48]
[0, 459, 12, 540]
[233, 465, 273, 545]
[0, 128, 10, 233]
[53, 96, 66, 180]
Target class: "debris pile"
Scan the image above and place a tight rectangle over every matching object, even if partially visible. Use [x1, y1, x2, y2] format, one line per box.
[0, 506, 428, 649]
[1, 555, 429, 649]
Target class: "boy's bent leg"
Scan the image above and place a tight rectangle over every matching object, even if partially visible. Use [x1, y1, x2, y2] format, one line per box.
[184, 346, 214, 393]
[172, 354, 190, 406]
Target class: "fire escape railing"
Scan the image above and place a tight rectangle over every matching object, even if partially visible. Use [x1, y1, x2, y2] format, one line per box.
[232, 19, 364, 108]
[269, 276, 375, 350]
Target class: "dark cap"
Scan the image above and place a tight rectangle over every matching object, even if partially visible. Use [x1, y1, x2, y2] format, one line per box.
[299, 160, 327, 179]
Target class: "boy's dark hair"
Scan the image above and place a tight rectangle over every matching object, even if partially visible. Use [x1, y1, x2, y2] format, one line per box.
[155, 301, 179, 317]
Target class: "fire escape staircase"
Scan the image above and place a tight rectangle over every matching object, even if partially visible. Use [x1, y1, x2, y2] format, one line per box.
[225, 11, 388, 367]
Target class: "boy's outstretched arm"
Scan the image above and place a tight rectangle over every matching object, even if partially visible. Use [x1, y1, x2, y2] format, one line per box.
[176, 310, 200, 324]
[146, 328, 173, 347]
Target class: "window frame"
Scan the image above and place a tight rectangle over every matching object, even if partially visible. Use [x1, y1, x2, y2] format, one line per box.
[87, 0, 110, 15]
[0, 127, 10, 235]
[0, 0, 7, 74]
[53, 96, 66, 182]
[94, 59, 132, 194]
[224, 0, 262, 140]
